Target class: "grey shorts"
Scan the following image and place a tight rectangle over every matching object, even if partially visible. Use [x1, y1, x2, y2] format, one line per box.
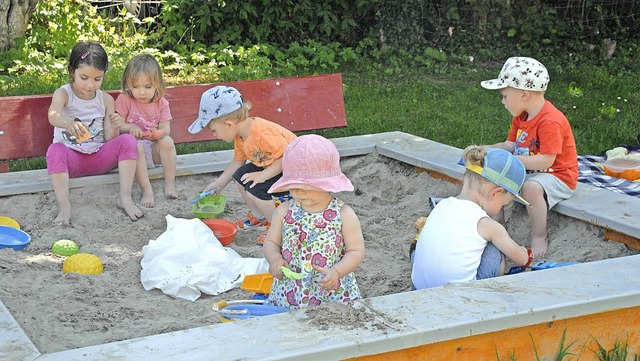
[526, 173, 574, 209]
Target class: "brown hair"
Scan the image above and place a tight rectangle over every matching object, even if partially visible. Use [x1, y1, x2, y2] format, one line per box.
[67, 41, 108, 83]
[121, 54, 166, 100]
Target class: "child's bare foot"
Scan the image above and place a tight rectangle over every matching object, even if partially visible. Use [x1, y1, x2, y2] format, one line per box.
[118, 197, 143, 221]
[164, 183, 178, 199]
[531, 237, 548, 258]
[54, 206, 71, 226]
[140, 188, 155, 208]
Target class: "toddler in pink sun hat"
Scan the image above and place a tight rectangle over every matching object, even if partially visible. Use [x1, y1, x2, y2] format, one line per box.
[262, 134, 364, 310]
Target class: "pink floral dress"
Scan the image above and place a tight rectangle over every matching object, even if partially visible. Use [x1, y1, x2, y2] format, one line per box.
[268, 197, 361, 309]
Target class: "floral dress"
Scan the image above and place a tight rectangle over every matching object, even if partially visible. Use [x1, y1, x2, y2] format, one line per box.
[268, 197, 361, 309]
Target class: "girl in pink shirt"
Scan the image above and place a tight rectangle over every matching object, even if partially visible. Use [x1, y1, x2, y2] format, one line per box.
[116, 54, 178, 206]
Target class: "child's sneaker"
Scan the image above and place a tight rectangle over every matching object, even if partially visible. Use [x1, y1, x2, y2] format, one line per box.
[236, 212, 269, 229]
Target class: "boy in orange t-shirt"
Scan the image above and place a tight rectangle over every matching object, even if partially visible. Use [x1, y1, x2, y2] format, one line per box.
[476, 57, 578, 258]
[189, 86, 297, 243]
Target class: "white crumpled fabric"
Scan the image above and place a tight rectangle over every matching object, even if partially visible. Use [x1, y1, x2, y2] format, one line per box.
[140, 215, 269, 301]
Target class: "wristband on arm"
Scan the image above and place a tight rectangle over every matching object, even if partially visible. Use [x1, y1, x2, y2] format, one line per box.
[523, 248, 534, 268]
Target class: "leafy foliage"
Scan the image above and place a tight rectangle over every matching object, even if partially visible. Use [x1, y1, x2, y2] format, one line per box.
[150, 0, 378, 50]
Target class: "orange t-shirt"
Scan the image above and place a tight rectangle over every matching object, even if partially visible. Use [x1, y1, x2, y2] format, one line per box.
[233, 117, 297, 167]
[507, 100, 578, 189]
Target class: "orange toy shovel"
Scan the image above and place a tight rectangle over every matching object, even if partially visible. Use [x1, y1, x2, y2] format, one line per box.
[141, 129, 167, 141]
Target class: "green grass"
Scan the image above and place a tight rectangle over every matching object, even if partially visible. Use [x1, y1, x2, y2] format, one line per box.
[8, 66, 640, 171]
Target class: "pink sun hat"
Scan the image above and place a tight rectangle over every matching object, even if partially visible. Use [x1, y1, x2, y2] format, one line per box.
[268, 134, 354, 194]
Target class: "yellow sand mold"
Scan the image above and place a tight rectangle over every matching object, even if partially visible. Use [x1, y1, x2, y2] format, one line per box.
[62, 253, 103, 274]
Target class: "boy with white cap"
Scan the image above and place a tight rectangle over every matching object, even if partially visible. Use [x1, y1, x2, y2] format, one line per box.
[188, 85, 296, 243]
[476, 57, 578, 257]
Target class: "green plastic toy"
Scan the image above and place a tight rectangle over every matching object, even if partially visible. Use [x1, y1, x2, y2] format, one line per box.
[280, 266, 304, 280]
[51, 239, 79, 257]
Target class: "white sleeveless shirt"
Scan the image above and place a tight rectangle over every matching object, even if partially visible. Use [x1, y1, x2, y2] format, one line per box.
[52, 83, 106, 154]
[411, 197, 489, 289]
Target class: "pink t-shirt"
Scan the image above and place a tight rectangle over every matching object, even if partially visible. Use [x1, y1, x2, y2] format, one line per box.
[115, 94, 172, 131]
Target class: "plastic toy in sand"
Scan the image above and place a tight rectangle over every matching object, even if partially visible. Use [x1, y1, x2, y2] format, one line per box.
[51, 239, 79, 256]
[212, 299, 288, 321]
[62, 253, 104, 274]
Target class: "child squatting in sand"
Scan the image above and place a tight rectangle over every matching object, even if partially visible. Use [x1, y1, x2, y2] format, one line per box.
[411, 146, 533, 289]
[188, 85, 297, 243]
[263, 134, 365, 309]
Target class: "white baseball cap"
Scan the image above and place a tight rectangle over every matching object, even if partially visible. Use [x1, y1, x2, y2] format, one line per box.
[481, 57, 549, 91]
[188, 85, 244, 134]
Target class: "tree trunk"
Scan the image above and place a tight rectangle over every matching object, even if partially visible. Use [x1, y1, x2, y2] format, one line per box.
[0, 0, 40, 52]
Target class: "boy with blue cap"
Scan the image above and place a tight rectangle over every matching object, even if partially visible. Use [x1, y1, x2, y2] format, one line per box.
[411, 146, 533, 290]
[476, 57, 578, 257]
[189, 85, 296, 243]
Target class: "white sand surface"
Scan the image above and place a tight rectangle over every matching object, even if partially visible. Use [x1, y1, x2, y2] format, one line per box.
[0, 153, 636, 354]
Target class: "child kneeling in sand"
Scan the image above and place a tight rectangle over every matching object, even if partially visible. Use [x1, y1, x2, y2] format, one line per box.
[263, 135, 364, 309]
[411, 146, 533, 290]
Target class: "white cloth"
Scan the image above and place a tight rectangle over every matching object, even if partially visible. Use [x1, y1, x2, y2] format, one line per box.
[411, 197, 489, 289]
[140, 215, 269, 301]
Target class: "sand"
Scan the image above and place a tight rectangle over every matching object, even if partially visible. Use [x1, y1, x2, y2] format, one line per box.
[0, 153, 637, 354]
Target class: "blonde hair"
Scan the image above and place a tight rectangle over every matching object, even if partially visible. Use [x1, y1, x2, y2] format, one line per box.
[121, 54, 166, 99]
[462, 145, 490, 185]
[211, 102, 253, 124]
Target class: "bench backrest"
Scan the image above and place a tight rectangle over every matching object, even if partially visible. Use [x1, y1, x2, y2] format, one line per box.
[0, 73, 346, 171]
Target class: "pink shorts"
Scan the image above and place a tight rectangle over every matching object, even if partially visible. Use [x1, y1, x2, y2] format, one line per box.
[46, 134, 138, 178]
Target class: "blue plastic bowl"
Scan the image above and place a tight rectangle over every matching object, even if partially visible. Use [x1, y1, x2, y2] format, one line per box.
[0, 225, 31, 250]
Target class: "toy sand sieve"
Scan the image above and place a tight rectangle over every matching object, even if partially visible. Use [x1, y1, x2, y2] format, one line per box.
[192, 194, 227, 219]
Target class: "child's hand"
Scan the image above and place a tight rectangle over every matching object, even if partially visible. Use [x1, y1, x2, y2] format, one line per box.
[129, 127, 142, 139]
[109, 112, 124, 129]
[313, 264, 340, 291]
[268, 259, 288, 280]
[240, 171, 267, 188]
[204, 182, 220, 195]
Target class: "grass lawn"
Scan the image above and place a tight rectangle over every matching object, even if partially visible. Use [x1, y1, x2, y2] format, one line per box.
[8, 68, 640, 171]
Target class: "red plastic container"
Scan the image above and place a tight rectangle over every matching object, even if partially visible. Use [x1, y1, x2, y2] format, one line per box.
[201, 219, 238, 246]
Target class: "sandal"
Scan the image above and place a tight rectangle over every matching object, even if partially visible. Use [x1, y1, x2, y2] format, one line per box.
[236, 212, 269, 229]
[257, 228, 269, 244]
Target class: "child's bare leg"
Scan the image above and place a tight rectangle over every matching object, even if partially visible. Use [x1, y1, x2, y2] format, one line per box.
[117, 159, 143, 221]
[135, 142, 155, 208]
[236, 182, 265, 218]
[255, 198, 277, 223]
[236, 182, 275, 218]
[523, 181, 548, 257]
[155, 137, 177, 199]
[50, 172, 71, 225]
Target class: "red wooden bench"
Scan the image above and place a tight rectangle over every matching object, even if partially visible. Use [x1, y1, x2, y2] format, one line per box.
[0, 73, 347, 172]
